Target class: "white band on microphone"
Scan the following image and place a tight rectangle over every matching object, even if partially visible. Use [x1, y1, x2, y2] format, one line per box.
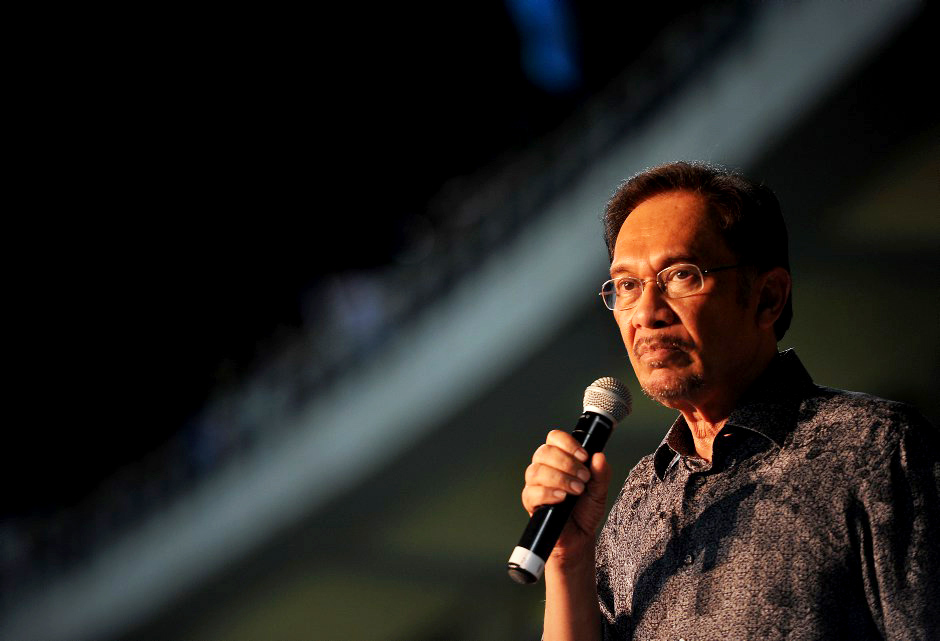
[508, 546, 546, 579]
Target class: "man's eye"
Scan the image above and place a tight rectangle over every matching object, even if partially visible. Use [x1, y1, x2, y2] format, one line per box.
[667, 268, 693, 281]
[618, 279, 638, 292]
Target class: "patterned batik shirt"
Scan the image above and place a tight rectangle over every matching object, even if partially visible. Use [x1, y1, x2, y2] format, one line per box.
[595, 350, 940, 640]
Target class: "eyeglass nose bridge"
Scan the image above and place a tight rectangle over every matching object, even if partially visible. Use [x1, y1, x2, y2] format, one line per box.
[640, 275, 669, 295]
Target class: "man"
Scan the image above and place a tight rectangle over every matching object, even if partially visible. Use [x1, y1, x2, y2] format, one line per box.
[521, 161, 939, 639]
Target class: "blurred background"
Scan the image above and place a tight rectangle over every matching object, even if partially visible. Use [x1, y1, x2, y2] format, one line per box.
[3, 1, 938, 639]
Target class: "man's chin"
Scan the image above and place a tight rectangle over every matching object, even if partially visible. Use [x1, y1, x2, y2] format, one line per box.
[640, 372, 705, 404]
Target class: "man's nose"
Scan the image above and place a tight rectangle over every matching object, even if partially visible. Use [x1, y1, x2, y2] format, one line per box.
[629, 282, 676, 329]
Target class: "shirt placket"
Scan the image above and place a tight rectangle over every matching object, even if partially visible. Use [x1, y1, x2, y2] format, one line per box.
[677, 456, 711, 570]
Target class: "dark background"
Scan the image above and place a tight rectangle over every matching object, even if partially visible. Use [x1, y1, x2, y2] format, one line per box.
[7, 1, 716, 516]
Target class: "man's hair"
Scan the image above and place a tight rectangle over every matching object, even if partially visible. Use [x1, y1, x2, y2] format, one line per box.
[603, 161, 792, 340]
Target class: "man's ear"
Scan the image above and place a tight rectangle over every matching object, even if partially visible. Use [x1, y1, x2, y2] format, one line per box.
[756, 267, 791, 330]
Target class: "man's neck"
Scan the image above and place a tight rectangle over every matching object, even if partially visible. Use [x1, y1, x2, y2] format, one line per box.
[683, 414, 728, 463]
[673, 347, 777, 462]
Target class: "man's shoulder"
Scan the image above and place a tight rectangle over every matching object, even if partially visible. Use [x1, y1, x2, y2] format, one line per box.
[798, 384, 929, 431]
[627, 451, 657, 477]
[765, 350, 931, 437]
[599, 452, 662, 537]
[617, 452, 657, 489]
[790, 384, 938, 465]
[610, 453, 658, 506]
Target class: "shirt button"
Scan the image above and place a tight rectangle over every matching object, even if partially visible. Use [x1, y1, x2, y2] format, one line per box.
[683, 553, 694, 566]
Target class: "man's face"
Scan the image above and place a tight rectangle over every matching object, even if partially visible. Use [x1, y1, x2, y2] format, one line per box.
[610, 190, 763, 410]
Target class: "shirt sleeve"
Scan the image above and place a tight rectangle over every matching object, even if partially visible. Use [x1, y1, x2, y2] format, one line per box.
[855, 407, 940, 639]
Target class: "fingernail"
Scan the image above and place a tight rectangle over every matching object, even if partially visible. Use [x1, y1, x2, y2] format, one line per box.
[553, 489, 566, 499]
[577, 468, 590, 482]
[575, 448, 588, 462]
[570, 480, 585, 494]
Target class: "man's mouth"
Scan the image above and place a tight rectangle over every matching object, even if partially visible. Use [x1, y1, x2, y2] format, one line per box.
[633, 337, 694, 365]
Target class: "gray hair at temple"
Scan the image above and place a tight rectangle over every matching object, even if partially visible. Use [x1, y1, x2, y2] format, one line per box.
[603, 161, 793, 341]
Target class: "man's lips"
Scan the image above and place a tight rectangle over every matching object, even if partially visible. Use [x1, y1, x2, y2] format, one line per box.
[633, 337, 694, 361]
[640, 345, 682, 359]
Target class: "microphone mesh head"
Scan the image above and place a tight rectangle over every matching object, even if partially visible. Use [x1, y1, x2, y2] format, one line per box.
[583, 377, 632, 423]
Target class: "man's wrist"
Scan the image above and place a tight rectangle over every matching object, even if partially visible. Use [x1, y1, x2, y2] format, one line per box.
[543, 539, 601, 641]
[547, 541, 596, 573]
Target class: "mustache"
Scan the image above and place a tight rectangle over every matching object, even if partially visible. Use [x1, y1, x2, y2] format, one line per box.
[633, 336, 695, 358]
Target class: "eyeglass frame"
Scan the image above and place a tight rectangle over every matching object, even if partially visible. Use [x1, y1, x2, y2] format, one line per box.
[599, 263, 741, 311]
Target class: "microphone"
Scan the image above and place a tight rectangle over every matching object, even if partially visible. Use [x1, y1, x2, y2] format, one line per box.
[507, 377, 631, 584]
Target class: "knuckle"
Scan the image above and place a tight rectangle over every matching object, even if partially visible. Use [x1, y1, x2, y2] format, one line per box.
[547, 429, 577, 451]
[531, 443, 548, 462]
[524, 463, 538, 483]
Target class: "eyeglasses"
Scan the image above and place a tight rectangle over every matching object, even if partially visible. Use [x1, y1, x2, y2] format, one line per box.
[599, 263, 739, 311]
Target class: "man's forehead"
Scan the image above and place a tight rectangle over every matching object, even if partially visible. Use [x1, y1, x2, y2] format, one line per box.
[610, 192, 727, 274]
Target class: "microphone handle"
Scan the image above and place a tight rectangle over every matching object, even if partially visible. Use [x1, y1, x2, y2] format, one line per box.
[507, 411, 614, 584]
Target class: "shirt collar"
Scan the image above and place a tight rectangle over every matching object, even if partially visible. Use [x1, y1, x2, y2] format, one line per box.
[652, 349, 814, 480]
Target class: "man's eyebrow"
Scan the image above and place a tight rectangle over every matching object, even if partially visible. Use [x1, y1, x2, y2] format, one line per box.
[609, 253, 700, 277]
[608, 263, 635, 278]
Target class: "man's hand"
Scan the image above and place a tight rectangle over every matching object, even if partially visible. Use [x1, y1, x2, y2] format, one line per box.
[521, 429, 612, 565]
